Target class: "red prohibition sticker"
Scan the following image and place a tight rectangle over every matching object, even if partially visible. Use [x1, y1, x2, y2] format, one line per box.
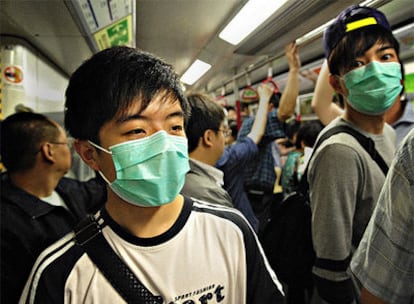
[3, 65, 24, 84]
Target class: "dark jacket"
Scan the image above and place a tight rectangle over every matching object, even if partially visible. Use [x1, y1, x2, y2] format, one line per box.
[0, 173, 106, 304]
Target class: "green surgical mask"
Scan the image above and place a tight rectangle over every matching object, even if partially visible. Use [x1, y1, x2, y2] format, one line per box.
[90, 131, 190, 207]
[343, 61, 402, 115]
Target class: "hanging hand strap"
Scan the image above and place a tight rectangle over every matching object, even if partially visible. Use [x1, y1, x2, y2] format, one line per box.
[74, 214, 163, 304]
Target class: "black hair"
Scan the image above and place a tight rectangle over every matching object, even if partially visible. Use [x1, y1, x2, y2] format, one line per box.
[285, 118, 301, 142]
[328, 26, 400, 76]
[185, 93, 225, 153]
[333, 93, 345, 110]
[228, 119, 239, 139]
[64, 46, 189, 144]
[295, 120, 324, 149]
[1, 112, 60, 172]
[240, 103, 249, 110]
[270, 92, 281, 108]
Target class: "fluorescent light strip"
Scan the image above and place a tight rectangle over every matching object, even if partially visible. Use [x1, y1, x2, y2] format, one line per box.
[219, 0, 289, 45]
[180, 59, 212, 85]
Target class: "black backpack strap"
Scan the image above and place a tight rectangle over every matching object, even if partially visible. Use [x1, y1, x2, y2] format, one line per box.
[298, 124, 389, 193]
[323, 125, 389, 175]
[74, 214, 163, 304]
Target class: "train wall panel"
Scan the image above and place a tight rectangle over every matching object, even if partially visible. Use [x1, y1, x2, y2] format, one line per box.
[1, 44, 68, 118]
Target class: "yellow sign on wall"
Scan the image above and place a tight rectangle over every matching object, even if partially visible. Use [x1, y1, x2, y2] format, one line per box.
[94, 15, 133, 51]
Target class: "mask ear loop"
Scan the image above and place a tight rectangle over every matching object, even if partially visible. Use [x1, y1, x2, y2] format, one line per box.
[88, 140, 112, 154]
[87, 140, 113, 185]
[96, 170, 112, 185]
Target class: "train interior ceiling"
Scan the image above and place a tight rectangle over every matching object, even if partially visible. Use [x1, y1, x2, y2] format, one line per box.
[0, 0, 413, 121]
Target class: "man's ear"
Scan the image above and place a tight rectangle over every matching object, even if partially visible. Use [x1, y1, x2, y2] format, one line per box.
[202, 129, 215, 148]
[73, 140, 101, 171]
[40, 143, 55, 163]
[329, 74, 346, 95]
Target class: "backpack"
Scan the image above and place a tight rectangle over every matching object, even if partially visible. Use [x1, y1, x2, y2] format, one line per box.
[260, 124, 389, 288]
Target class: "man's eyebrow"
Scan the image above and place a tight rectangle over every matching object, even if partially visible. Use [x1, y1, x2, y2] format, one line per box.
[166, 110, 184, 120]
[115, 110, 184, 124]
[376, 44, 395, 53]
[355, 43, 395, 58]
[115, 113, 144, 124]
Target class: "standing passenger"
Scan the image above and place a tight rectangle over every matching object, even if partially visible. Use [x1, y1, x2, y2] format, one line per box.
[308, 5, 400, 303]
[217, 83, 274, 232]
[183, 83, 273, 232]
[281, 119, 323, 196]
[311, 53, 413, 146]
[351, 128, 414, 304]
[0, 112, 105, 304]
[181, 92, 234, 208]
[19, 46, 285, 303]
[238, 42, 301, 235]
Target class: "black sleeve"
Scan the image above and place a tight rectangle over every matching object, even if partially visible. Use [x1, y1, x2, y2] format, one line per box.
[81, 177, 107, 213]
[313, 274, 356, 304]
[1, 236, 33, 304]
[240, 215, 286, 303]
[58, 177, 106, 218]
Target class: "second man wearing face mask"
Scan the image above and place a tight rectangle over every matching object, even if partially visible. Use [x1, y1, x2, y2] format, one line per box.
[308, 5, 399, 303]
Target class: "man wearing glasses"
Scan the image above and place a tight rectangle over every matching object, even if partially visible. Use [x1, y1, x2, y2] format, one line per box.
[0, 112, 106, 304]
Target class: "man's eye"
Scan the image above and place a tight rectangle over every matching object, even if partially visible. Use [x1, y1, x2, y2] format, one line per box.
[381, 53, 393, 61]
[353, 61, 364, 68]
[171, 125, 184, 132]
[127, 129, 146, 135]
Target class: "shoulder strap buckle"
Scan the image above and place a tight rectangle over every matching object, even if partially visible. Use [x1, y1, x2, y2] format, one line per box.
[74, 214, 101, 246]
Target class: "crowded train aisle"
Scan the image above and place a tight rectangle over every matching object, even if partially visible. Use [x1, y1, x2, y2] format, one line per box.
[1, 1, 413, 303]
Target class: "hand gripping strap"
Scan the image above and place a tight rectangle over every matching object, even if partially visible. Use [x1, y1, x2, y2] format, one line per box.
[74, 215, 163, 304]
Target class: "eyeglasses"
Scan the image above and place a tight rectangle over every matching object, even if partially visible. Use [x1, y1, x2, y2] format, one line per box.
[34, 139, 73, 154]
[218, 128, 232, 137]
[48, 137, 74, 148]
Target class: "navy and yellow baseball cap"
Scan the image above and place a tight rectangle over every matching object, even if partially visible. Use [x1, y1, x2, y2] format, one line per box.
[323, 5, 391, 58]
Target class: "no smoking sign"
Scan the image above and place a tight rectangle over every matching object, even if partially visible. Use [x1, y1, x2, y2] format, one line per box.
[3, 65, 24, 84]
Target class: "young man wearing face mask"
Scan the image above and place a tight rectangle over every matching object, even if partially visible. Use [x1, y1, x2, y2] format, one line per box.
[307, 6, 401, 304]
[19, 46, 285, 303]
